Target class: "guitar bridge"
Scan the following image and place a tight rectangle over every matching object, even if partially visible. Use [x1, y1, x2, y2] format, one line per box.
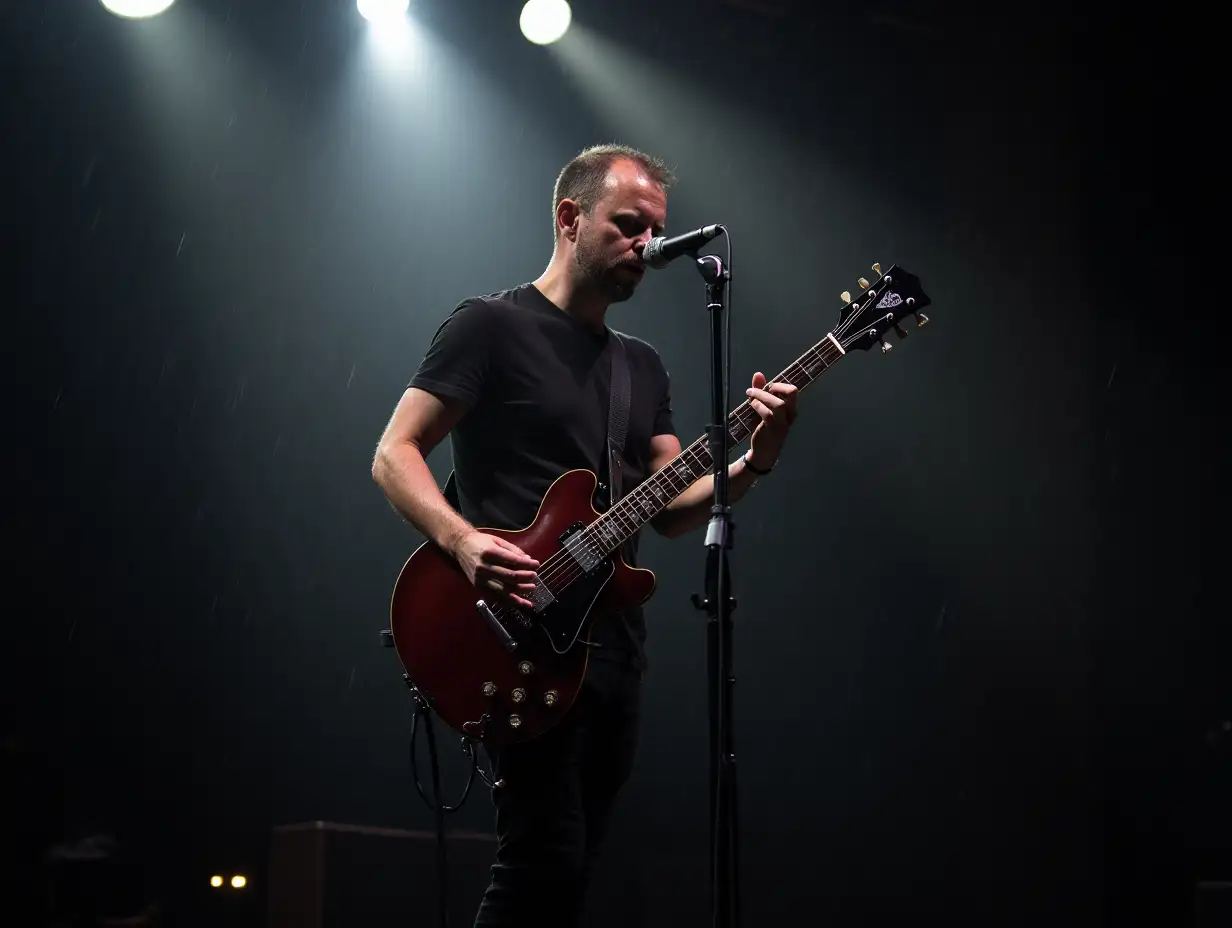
[527, 575, 555, 614]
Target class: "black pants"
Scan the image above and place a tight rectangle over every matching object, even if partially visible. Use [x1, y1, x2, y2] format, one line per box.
[472, 658, 642, 928]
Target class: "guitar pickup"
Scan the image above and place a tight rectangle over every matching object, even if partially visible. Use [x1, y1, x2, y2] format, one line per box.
[476, 600, 517, 652]
[562, 531, 603, 574]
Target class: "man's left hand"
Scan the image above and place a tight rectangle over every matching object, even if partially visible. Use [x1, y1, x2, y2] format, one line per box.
[745, 371, 798, 471]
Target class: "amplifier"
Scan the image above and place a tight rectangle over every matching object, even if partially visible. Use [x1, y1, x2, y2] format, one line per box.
[1196, 882, 1231, 928]
[268, 821, 496, 928]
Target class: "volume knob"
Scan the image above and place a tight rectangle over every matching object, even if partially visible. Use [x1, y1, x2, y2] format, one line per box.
[511, 687, 526, 703]
[482, 681, 497, 697]
[517, 661, 534, 676]
[508, 714, 522, 729]
[543, 689, 559, 707]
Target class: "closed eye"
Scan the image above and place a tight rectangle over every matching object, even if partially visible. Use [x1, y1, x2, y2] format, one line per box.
[615, 216, 643, 237]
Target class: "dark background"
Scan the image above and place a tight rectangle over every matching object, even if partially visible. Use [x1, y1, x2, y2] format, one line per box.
[5, 0, 1224, 925]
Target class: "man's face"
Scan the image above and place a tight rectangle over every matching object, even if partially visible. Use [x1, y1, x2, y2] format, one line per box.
[571, 159, 667, 303]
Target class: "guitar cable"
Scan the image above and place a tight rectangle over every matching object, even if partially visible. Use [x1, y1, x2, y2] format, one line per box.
[407, 689, 489, 928]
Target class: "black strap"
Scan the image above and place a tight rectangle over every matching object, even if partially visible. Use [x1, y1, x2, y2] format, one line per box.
[605, 329, 631, 505]
[442, 468, 460, 511]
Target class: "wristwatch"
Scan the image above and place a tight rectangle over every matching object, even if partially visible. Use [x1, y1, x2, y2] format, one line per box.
[743, 450, 773, 476]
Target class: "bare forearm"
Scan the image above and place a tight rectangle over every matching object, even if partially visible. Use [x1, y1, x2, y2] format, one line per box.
[653, 455, 761, 539]
[372, 441, 473, 554]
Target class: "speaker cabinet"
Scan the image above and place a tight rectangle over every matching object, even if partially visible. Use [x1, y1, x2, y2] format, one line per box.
[268, 821, 496, 928]
[1196, 882, 1231, 928]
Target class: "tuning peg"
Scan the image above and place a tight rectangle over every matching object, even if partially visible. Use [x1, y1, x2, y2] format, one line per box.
[894, 324, 909, 340]
[840, 290, 852, 304]
[871, 262, 882, 276]
[880, 340, 892, 354]
[916, 312, 930, 327]
[858, 277, 870, 290]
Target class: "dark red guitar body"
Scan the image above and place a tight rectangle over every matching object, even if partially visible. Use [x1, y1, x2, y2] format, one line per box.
[389, 469, 656, 746]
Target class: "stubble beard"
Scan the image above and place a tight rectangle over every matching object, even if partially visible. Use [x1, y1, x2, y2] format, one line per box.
[574, 232, 638, 305]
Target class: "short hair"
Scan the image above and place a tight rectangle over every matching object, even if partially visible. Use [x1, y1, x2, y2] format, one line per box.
[551, 143, 675, 239]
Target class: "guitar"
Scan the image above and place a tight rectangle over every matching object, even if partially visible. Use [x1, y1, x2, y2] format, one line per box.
[389, 263, 931, 745]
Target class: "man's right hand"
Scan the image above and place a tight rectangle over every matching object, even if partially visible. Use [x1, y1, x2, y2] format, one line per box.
[451, 529, 540, 609]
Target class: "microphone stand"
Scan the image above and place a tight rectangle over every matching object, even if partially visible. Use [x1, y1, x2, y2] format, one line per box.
[688, 252, 740, 928]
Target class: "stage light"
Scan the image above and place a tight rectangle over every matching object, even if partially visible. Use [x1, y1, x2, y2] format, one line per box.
[357, 0, 410, 25]
[520, 0, 571, 46]
[99, 0, 177, 18]
[231, 875, 248, 889]
[209, 875, 223, 888]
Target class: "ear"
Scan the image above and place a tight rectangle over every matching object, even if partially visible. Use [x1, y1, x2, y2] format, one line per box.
[556, 198, 582, 243]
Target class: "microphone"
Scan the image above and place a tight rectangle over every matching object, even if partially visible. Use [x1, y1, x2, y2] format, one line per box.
[639, 224, 724, 269]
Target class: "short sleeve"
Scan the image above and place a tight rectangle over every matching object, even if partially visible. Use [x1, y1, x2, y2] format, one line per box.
[408, 299, 493, 408]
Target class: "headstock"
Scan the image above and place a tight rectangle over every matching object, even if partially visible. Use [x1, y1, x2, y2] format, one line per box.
[836, 263, 931, 353]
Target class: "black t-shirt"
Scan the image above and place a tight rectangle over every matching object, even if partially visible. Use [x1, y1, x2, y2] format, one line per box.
[408, 283, 675, 667]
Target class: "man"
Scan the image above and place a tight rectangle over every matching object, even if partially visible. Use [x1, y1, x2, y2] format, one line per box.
[371, 144, 799, 926]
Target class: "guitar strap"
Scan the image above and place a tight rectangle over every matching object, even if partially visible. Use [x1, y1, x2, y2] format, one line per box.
[442, 468, 460, 511]
[439, 330, 631, 516]
[605, 328, 631, 508]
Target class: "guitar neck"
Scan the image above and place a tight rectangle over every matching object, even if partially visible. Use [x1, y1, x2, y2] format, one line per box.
[584, 332, 848, 554]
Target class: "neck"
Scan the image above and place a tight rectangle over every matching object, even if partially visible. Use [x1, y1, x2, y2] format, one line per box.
[532, 250, 609, 334]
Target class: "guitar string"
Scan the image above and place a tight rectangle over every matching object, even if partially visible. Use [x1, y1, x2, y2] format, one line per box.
[499, 322, 864, 607]
[500, 335, 852, 609]
[525, 347, 836, 594]
[490, 338, 850, 620]
[488, 339, 857, 627]
[489, 284, 900, 625]
[558, 334, 852, 557]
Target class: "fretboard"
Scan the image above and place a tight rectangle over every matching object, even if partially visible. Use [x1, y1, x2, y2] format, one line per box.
[581, 333, 847, 555]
